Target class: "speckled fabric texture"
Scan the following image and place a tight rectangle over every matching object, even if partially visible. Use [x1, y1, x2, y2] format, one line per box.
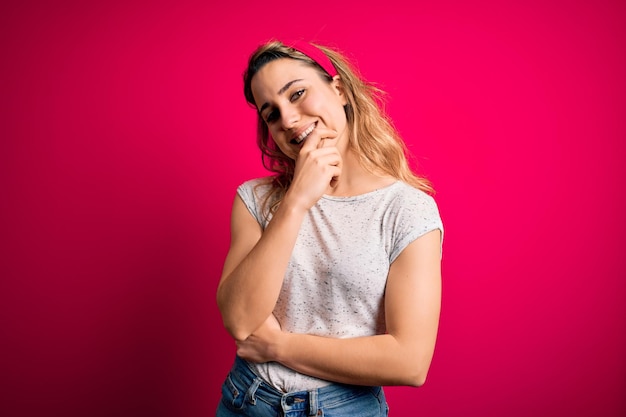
[236, 177, 443, 392]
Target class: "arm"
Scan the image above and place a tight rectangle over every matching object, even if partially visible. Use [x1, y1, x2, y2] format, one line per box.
[216, 193, 306, 341]
[237, 229, 442, 387]
[217, 128, 342, 341]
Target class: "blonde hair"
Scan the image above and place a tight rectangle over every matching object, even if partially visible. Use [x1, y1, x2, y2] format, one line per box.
[243, 40, 433, 215]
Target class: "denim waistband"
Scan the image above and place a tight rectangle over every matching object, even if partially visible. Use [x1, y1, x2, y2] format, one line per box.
[228, 355, 382, 416]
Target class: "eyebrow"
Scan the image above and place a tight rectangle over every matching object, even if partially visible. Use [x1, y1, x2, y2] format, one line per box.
[258, 79, 304, 114]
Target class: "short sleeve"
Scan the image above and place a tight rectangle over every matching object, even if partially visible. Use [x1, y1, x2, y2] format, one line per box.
[389, 191, 443, 263]
[236, 178, 273, 229]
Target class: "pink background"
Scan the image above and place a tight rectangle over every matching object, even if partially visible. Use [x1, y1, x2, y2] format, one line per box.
[2, 1, 625, 416]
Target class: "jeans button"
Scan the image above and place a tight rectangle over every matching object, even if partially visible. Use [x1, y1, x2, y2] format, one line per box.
[285, 396, 294, 406]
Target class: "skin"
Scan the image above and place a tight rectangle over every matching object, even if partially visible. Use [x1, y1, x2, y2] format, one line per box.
[216, 58, 442, 387]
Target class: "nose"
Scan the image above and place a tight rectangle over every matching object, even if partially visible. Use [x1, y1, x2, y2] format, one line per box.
[280, 104, 299, 130]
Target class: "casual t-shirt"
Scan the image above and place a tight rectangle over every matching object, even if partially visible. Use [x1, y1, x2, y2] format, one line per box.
[236, 178, 444, 392]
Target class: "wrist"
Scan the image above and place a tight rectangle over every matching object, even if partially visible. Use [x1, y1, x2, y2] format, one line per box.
[273, 330, 290, 364]
[281, 190, 312, 215]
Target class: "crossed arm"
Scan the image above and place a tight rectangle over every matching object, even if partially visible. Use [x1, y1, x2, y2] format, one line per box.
[217, 194, 442, 387]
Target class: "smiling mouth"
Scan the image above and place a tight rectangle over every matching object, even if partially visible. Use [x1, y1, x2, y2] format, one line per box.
[290, 123, 316, 145]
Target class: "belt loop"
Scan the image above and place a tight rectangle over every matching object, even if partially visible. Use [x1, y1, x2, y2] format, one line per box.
[308, 389, 319, 416]
[246, 377, 263, 405]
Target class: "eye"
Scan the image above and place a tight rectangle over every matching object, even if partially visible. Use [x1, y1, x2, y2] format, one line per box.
[265, 109, 279, 123]
[290, 89, 305, 102]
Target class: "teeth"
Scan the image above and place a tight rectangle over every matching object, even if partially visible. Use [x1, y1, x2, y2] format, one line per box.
[295, 124, 315, 144]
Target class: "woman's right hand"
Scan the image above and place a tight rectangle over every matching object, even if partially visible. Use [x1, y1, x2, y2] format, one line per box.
[285, 127, 342, 211]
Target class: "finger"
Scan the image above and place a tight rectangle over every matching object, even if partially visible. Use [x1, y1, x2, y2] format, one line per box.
[329, 165, 342, 188]
[315, 153, 342, 179]
[299, 126, 334, 153]
[298, 127, 337, 152]
[317, 129, 339, 149]
[300, 130, 322, 153]
[314, 149, 342, 166]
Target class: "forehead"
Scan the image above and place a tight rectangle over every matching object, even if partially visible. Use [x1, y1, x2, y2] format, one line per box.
[250, 58, 321, 105]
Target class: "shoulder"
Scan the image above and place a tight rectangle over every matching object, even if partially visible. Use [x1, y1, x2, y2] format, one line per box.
[386, 181, 443, 236]
[387, 181, 440, 212]
[385, 182, 444, 260]
[236, 176, 276, 226]
[237, 176, 274, 200]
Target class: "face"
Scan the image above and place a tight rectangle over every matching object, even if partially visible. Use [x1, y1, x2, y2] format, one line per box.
[250, 58, 348, 159]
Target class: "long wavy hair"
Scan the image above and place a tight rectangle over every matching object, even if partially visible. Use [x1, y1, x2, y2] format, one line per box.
[243, 40, 433, 215]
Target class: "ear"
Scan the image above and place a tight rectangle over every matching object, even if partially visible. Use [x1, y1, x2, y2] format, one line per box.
[331, 75, 348, 106]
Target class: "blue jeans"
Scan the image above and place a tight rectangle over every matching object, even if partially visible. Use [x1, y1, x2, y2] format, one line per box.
[216, 356, 389, 416]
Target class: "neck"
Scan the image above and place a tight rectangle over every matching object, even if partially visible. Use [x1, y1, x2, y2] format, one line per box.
[325, 149, 396, 197]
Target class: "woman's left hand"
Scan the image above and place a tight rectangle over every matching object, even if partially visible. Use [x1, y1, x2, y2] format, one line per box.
[236, 314, 284, 363]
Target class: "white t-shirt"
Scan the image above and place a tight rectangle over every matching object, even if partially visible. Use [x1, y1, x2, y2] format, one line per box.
[236, 178, 444, 392]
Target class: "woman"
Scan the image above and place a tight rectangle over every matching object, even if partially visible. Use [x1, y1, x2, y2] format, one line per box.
[216, 39, 443, 416]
